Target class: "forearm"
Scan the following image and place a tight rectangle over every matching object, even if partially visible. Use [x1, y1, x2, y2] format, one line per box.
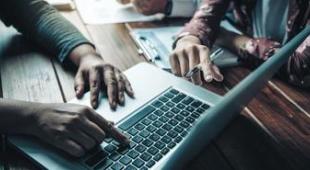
[0, 99, 37, 135]
[0, 0, 93, 63]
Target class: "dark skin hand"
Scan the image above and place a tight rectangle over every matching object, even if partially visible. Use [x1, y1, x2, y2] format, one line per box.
[0, 99, 129, 157]
[69, 44, 134, 110]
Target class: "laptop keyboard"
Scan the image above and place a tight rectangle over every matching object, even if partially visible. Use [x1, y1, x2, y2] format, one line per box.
[84, 88, 210, 170]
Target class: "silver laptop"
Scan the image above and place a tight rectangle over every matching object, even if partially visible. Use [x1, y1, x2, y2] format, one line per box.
[8, 26, 309, 170]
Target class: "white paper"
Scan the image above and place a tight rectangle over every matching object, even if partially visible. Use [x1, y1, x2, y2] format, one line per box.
[75, 0, 164, 24]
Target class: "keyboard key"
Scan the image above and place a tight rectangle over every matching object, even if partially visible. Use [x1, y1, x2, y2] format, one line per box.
[135, 123, 145, 131]
[146, 160, 156, 168]
[124, 165, 137, 170]
[164, 93, 175, 99]
[153, 120, 163, 127]
[171, 108, 180, 114]
[159, 96, 169, 102]
[140, 152, 152, 161]
[153, 153, 163, 161]
[147, 146, 159, 155]
[141, 167, 148, 170]
[196, 108, 205, 114]
[181, 131, 188, 137]
[159, 116, 169, 123]
[139, 130, 150, 138]
[166, 101, 175, 107]
[161, 148, 169, 155]
[117, 146, 129, 155]
[142, 139, 154, 147]
[132, 136, 143, 143]
[186, 117, 195, 124]
[182, 96, 194, 105]
[129, 142, 137, 149]
[135, 145, 147, 153]
[191, 112, 200, 118]
[180, 121, 190, 128]
[104, 138, 113, 143]
[151, 100, 163, 108]
[169, 89, 179, 95]
[176, 103, 186, 109]
[160, 105, 170, 112]
[175, 136, 182, 143]
[167, 130, 178, 138]
[154, 110, 164, 116]
[154, 141, 165, 149]
[191, 100, 202, 108]
[85, 150, 108, 167]
[174, 126, 183, 133]
[201, 104, 210, 110]
[161, 136, 172, 144]
[146, 125, 157, 133]
[175, 115, 184, 121]
[120, 156, 132, 165]
[168, 119, 178, 126]
[148, 114, 158, 121]
[165, 112, 174, 118]
[94, 159, 113, 170]
[132, 158, 144, 168]
[128, 128, 139, 136]
[185, 106, 195, 112]
[162, 124, 172, 131]
[127, 150, 139, 159]
[111, 162, 124, 170]
[104, 144, 117, 153]
[150, 134, 160, 141]
[119, 105, 155, 130]
[172, 93, 186, 103]
[180, 111, 190, 117]
[109, 153, 121, 161]
[167, 142, 176, 149]
[141, 118, 152, 126]
[156, 129, 167, 136]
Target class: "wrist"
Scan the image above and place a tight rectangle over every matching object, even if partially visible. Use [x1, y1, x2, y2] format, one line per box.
[176, 35, 202, 49]
[69, 44, 97, 66]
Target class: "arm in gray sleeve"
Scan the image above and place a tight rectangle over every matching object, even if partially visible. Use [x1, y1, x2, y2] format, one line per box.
[0, 0, 93, 63]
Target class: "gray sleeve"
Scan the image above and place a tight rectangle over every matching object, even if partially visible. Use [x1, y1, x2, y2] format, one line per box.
[0, 0, 94, 63]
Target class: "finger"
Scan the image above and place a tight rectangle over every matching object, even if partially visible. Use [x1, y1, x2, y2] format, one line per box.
[103, 66, 118, 110]
[86, 111, 130, 146]
[114, 69, 125, 106]
[122, 73, 134, 98]
[188, 46, 202, 85]
[74, 71, 86, 98]
[55, 138, 85, 157]
[199, 47, 213, 82]
[211, 65, 224, 82]
[179, 50, 190, 77]
[89, 68, 101, 109]
[169, 53, 181, 76]
[69, 130, 97, 151]
[80, 119, 106, 144]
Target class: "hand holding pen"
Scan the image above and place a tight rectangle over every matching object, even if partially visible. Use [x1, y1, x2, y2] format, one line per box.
[170, 35, 224, 85]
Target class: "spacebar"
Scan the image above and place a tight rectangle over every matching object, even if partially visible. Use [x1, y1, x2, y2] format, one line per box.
[118, 105, 156, 131]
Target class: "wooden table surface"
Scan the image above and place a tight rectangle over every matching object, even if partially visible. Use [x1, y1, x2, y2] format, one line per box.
[0, 9, 309, 170]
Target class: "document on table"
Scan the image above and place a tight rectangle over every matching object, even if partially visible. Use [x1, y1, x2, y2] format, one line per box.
[45, 0, 75, 10]
[74, 0, 165, 24]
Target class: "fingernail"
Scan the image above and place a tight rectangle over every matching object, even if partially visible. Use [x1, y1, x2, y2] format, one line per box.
[205, 75, 213, 82]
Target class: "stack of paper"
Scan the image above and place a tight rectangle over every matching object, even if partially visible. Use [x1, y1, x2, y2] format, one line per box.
[45, 0, 75, 11]
[74, 0, 164, 24]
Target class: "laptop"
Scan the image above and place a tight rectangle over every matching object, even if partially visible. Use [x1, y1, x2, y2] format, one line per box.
[7, 26, 309, 170]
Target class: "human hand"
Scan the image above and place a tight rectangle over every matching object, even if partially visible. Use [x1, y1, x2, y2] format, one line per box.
[117, 0, 167, 15]
[70, 44, 134, 110]
[170, 35, 224, 85]
[29, 103, 129, 157]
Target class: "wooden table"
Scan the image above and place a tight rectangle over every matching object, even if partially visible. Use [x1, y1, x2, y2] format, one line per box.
[0, 9, 309, 170]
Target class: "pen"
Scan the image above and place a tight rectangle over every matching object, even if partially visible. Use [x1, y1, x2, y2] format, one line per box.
[185, 48, 224, 78]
